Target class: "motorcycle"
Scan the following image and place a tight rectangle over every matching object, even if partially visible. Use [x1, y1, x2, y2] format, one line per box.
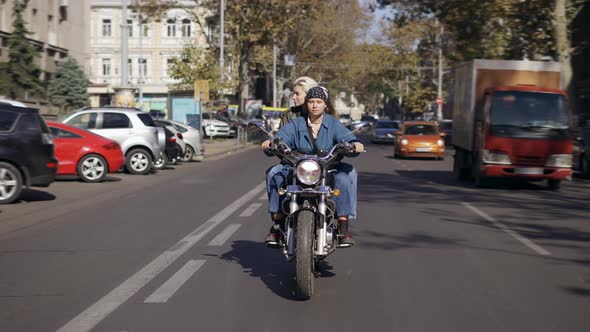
[253, 124, 361, 300]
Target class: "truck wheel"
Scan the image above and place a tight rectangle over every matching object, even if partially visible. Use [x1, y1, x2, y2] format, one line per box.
[582, 157, 590, 178]
[0, 162, 23, 204]
[547, 179, 561, 191]
[453, 149, 468, 180]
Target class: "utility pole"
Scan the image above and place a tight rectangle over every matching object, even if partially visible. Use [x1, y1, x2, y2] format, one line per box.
[121, 0, 129, 87]
[219, 0, 225, 81]
[272, 43, 277, 107]
[138, 17, 143, 109]
[437, 21, 444, 120]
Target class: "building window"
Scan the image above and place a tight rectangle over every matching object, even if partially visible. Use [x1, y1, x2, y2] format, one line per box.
[128, 58, 133, 78]
[102, 19, 112, 37]
[128, 20, 133, 37]
[181, 19, 191, 37]
[139, 58, 147, 78]
[102, 59, 111, 76]
[166, 58, 174, 77]
[142, 22, 149, 37]
[166, 19, 176, 37]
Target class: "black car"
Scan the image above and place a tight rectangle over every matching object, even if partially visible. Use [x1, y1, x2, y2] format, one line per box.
[0, 104, 58, 204]
[153, 121, 180, 169]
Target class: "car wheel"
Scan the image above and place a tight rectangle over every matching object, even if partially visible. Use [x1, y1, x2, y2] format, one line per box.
[181, 145, 194, 162]
[126, 149, 153, 175]
[77, 154, 108, 183]
[0, 162, 23, 204]
[547, 179, 561, 191]
[153, 152, 168, 171]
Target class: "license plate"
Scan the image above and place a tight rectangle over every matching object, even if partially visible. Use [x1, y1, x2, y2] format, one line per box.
[415, 147, 432, 152]
[514, 168, 543, 175]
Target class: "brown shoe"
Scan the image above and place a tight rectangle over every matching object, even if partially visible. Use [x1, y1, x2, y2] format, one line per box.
[337, 219, 355, 248]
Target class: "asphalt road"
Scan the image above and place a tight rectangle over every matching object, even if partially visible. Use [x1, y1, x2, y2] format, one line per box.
[1, 137, 589, 332]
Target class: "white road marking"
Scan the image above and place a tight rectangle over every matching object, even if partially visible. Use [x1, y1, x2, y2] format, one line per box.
[462, 202, 551, 256]
[239, 202, 263, 217]
[208, 224, 241, 246]
[56, 182, 266, 332]
[259, 193, 267, 200]
[144, 260, 206, 303]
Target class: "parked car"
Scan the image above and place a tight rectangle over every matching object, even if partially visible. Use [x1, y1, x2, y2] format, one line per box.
[201, 112, 231, 138]
[394, 121, 446, 160]
[0, 104, 57, 204]
[371, 119, 401, 144]
[60, 107, 163, 175]
[573, 127, 590, 177]
[158, 120, 204, 162]
[46, 121, 125, 182]
[437, 119, 453, 146]
[152, 125, 180, 170]
[214, 114, 239, 137]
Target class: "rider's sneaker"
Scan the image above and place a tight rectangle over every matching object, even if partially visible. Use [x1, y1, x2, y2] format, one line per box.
[338, 234, 355, 248]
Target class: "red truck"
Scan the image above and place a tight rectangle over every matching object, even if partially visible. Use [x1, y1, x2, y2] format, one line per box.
[450, 60, 573, 190]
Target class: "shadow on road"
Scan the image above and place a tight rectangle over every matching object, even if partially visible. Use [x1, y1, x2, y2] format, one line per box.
[14, 189, 56, 203]
[219, 240, 336, 301]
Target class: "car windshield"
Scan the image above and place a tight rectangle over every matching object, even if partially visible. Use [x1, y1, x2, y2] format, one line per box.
[405, 124, 437, 135]
[376, 121, 398, 129]
[490, 91, 569, 129]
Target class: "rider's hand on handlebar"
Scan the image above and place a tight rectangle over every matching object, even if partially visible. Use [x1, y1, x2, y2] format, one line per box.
[261, 140, 272, 150]
[353, 142, 365, 153]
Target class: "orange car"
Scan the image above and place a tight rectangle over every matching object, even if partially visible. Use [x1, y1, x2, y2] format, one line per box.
[394, 121, 446, 160]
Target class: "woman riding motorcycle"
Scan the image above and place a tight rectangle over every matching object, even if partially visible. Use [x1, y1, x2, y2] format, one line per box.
[262, 86, 364, 247]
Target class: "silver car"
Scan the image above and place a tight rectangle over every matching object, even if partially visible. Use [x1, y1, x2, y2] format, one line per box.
[166, 120, 205, 161]
[60, 107, 164, 175]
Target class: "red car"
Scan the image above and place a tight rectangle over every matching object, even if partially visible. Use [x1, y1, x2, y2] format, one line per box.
[47, 121, 125, 182]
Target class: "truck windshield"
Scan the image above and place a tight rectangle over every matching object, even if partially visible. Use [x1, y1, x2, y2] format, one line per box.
[490, 91, 569, 129]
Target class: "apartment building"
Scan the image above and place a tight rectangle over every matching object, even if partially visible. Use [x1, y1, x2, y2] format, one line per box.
[0, 0, 88, 82]
[87, 0, 213, 111]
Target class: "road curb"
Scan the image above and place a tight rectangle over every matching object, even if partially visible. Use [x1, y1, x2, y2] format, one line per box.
[203, 143, 259, 161]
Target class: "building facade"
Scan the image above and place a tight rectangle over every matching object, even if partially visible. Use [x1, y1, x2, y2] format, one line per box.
[0, 0, 88, 100]
[87, 0, 213, 112]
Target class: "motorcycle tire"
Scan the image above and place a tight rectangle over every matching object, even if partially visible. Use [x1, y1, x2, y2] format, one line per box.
[295, 210, 315, 300]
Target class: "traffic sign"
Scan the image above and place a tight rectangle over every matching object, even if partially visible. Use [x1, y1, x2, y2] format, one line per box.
[436, 97, 443, 104]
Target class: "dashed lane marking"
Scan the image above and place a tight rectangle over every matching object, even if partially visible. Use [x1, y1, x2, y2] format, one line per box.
[208, 224, 241, 246]
[56, 182, 265, 332]
[462, 202, 551, 256]
[239, 202, 263, 217]
[144, 260, 206, 303]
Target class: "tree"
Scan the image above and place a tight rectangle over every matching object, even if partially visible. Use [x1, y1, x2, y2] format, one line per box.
[167, 44, 233, 100]
[0, 0, 43, 99]
[47, 57, 89, 112]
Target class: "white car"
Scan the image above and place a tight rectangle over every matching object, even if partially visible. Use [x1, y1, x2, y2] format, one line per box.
[201, 112, 231, 138]
[164, 120, 205, 162]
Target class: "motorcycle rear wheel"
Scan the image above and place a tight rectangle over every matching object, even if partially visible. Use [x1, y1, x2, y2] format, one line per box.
[295, 210, 314, 300]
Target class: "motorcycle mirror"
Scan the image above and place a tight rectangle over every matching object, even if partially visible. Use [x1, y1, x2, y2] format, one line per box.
[248, 121, 273, 138]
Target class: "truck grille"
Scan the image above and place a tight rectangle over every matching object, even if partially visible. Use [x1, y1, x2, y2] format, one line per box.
[512, 155, 545, 166]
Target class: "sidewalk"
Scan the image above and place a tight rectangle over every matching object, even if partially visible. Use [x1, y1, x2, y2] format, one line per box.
[202, 138, 259, 160]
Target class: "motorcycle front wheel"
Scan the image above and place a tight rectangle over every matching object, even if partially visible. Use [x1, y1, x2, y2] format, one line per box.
[295, 210, 315, 300]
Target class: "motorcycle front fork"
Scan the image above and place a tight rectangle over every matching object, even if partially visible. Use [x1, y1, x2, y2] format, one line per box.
[284, 193, 334, 260]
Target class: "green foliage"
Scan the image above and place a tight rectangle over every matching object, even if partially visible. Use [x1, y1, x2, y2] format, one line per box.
[167, 44, 232, 100]
[0, 1, 43, 99]
[47, 57, 89, 111]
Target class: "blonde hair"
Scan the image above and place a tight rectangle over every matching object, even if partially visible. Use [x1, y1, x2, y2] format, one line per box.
[293, 76, 318, 95]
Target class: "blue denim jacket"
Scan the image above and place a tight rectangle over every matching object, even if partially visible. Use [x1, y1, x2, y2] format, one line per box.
[275, 114, 358, 154]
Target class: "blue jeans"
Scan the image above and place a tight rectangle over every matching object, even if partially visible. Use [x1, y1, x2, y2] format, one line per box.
[265, 163, 358, 219]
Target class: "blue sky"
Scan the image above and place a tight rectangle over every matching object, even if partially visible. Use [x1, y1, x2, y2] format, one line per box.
[358, 0, 391, 44]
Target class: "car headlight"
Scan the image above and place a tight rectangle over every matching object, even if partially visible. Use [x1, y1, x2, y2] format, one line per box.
[545, 154, 572, 168]
[482, 149, 511, 165]
[437, 139, 444, 146]
[296, 160, 322, 185]
[401, 139, 408, 145]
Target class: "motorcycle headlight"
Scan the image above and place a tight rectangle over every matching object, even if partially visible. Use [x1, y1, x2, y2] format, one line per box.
[296, 160, 322, 185]
[545, 154, 572, 168]
[482, 149, 511, 165]
[401, 139, 408, 145]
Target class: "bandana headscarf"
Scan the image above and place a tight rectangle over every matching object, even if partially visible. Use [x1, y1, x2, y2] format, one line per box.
[305, 86, 329, 102]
